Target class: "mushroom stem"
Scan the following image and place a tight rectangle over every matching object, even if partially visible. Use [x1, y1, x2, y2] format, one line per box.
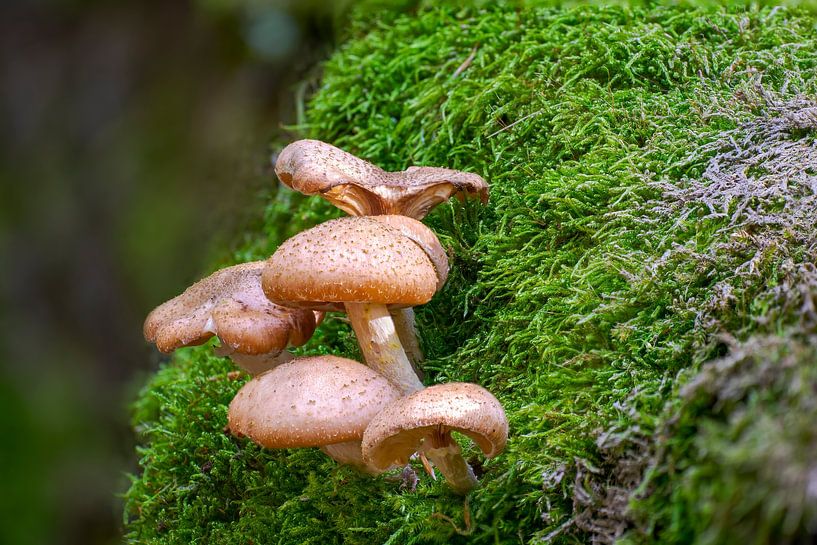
[345, 303, 424, 394]
[390, 307, 424, 378]
[320, 441, 382, 475]
[423, 442, 478, 495]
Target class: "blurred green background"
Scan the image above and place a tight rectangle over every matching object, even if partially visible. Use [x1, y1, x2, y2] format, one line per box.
[0, 0, 351, 543]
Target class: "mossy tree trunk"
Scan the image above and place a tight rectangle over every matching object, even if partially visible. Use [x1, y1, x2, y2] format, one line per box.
[125, 4, 817, 544]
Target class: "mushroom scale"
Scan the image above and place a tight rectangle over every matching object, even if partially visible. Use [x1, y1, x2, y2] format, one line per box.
[143, 261, 318, 359]
[275, 139, 488, 220]
[361, 382, 509, 471]
[228, 355, 402, 449]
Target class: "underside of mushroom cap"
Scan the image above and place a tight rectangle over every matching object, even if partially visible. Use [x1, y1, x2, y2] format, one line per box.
[361, 382, 508, 471]
[262, 216, 439, 310]
[275, 139, 488, 220]
[228, 355, 402, 448]
[143, 261, 318, 355]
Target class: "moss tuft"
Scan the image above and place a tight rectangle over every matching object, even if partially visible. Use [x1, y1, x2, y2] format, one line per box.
[126, 4, 817, 544]
[611, 333, 817, 545]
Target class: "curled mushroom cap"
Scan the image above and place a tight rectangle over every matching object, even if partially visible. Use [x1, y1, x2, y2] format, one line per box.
[144, 261, 318, 356]
[262, 216, 442, 310]
[361, 382, 508, 471]
[275, 139, 488, 220]
[228, 355, 401, 448]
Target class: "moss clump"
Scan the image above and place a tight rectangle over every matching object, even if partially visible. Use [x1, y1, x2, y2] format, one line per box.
[125, 4, 817, 544]
[625, 334, 817, 545]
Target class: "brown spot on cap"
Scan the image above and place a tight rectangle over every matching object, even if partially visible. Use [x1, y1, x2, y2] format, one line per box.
[275, 139, 488, 220]
[370, 215, 449, 290]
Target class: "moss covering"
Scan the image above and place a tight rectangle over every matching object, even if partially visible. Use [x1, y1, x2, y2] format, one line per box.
[125, 3, 817, 544]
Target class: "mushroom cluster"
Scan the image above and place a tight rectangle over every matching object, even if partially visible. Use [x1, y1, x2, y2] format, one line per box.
[143, 140, 508, 494]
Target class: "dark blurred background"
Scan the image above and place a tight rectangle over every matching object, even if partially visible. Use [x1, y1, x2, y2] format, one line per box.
[0, 1, 355, 543]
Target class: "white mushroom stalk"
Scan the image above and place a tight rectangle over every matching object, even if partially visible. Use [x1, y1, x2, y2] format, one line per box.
[389, 307, 424, 377]
[213, 345, 295, 376]
[345, 303, 423, 394]
[319, 441, 378, 475]
[422, 431, 478, 495]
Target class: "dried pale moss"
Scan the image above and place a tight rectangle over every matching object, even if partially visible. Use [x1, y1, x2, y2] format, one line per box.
[125, 4, 817, 544]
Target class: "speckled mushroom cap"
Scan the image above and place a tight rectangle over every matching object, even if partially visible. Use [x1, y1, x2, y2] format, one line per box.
[262, 216, 442, 310]
[275, 139, 488, 220]
[228, 355, 402, 448]
[361, 383, 509, 470]
[369, 215, 448, 291]
[143, 261, 318, 355]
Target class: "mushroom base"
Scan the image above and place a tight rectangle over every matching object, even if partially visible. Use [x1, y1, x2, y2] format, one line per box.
[320, 441, 383, 475]
[423, 441, 478, 495]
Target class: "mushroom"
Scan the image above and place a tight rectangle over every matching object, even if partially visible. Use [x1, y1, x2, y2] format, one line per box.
[274, 139, 488, 221]
[275, 140, 478, 367]
[262, 216, 444, 393]
[228, 355, 401, 473]
[274, 139, 486, 370]
[143, 261, 320, 375]
[361, 383, 508, 494]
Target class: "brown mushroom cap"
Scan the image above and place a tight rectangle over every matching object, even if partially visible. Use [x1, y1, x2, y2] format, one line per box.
[262, 216, 440, 310]
[370, 215, 448, 291]
[361, 382, 509, 470]
[228, 355, 401, 448]
[275, 139, 488, 220]
[143, 261, 318, 355]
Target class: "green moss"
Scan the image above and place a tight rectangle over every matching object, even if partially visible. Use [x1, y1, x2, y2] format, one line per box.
[125, 4, 817, 544]
[622, 334, 817, 545]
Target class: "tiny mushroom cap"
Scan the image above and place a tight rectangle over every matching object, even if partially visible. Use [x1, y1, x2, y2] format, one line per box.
[228, 355, 401, 449]
[361, 382, 509, 471]
[262, 216, 442, 310]
[275, 139, 488, 220]
[143, 261, 318, 356]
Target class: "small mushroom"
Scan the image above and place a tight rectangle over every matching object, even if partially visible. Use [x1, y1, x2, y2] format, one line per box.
[228, 355, 401, 473]
[275, 139, 488, 220]
[143, 261, 319, 375]
[361, 383, 508, 494]
[263, 216, 445, 394]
